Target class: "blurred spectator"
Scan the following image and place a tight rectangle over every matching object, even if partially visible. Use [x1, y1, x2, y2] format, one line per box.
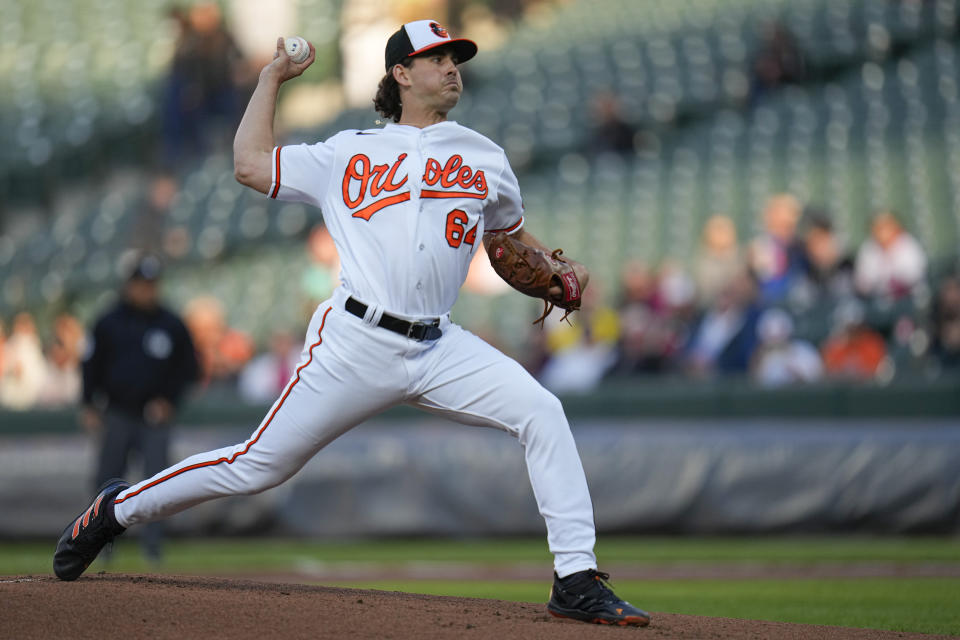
[748, 194, 806, 304]
[161, 3, 248, 169]
[589, 92, 637, 155]
[539, 283, 619, 393]
[683, 270, 762, 377]
[301, 225, 341, 311]
[81, 255, 199, 562]
[821, 301, 888, 381]
[655, 259, 698, 355]
[932, 274, 960, 369]
[521, 321, 551, 378]
[238, 329, 301, 404]
[751, 21, 806, 96]
[611, 304, 664, 376]
[130, 173, 181, 254]
[0, 312, 46, 410]
[695, 214, 746, 306]
[463, 242, 511, 296]
[751, 308, 823, 387]
[886, 313, 928, 376]
[798, 212, 855, 300]
[854, 210, 928, 299]
[184, 295, 255, 385]
[657, 260, 698, 318]
[539, 329, 618, 394]
[608, 261, 678, 375]
[38, 313, 86, 408]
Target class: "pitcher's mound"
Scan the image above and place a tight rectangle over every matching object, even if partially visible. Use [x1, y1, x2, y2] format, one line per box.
[0, 574, 949, 639]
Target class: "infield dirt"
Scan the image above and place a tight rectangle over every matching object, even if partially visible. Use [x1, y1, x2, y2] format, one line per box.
[2, 574, 956, 639]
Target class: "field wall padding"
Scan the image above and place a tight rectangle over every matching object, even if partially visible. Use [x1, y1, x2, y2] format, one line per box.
[2, 418, 958, 537]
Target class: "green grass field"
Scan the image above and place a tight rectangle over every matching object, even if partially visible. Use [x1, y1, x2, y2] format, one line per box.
[4, 536, 959, 635]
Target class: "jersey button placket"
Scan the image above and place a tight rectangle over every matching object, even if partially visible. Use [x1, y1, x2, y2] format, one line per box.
[408, 131, 423, 303]
[414, 133, 428, 298]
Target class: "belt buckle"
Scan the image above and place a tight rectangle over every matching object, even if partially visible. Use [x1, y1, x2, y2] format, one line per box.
[406, 322, 423, 340]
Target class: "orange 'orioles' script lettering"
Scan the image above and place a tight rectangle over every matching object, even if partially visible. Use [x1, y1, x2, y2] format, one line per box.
[421, 155, 488, 200]
[343, 153, 410, 220]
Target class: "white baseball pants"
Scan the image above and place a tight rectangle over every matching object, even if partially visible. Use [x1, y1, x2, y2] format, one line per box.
[113, 288, 597, 577]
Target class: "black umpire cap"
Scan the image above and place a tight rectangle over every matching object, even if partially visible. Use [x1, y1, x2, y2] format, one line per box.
[127, 254, 163, 282]
[384, 19, 478, 71]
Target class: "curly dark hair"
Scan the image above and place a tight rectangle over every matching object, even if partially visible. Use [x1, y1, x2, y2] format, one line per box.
[373, 60, 412, 123]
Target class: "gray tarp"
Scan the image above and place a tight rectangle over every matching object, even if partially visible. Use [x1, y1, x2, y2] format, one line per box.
[1, 418, 958, 537]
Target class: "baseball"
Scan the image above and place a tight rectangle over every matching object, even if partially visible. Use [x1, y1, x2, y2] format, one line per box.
[284, 36, 309, 63]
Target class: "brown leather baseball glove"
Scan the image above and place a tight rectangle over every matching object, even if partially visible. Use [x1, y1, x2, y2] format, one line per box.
[486, 232, 584, 325]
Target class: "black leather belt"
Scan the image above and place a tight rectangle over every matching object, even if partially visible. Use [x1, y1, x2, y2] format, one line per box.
[345, 297, 442, 341]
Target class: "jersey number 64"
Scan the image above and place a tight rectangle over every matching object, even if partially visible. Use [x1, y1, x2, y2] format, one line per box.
[445, 209, 478, 249]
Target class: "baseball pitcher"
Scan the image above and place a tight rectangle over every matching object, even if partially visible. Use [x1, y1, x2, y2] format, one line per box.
[54, 20, 650, 627]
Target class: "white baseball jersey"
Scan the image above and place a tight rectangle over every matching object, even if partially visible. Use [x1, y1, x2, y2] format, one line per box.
[268, 121, 525, 318]
[111, 119, 598, 580]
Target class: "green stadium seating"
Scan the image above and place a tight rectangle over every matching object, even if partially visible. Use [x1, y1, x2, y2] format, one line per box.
[1, 0, 959, 349]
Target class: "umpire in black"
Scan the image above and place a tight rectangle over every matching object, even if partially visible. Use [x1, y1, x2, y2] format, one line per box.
[80, 254, 199, 562]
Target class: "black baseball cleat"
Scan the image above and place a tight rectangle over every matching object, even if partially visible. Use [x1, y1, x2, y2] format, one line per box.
[53, 478, 130, 581]
[547, 569, 651, 626]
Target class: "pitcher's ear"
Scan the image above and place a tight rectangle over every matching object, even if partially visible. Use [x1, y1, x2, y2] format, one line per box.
[393, 62, 412, 87]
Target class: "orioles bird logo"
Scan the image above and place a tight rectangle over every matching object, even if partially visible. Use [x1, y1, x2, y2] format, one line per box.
[430, 22, 449, 38]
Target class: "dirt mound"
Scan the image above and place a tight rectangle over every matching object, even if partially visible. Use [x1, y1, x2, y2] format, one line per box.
[0, 574, 951, 639]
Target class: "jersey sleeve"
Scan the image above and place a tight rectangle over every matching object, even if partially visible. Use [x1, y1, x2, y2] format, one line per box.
[483, 152, 525, 235]
[267, 140, 336, 208]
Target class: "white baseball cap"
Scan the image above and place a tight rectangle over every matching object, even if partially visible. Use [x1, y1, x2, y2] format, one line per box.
[384, 19, 478, 71]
